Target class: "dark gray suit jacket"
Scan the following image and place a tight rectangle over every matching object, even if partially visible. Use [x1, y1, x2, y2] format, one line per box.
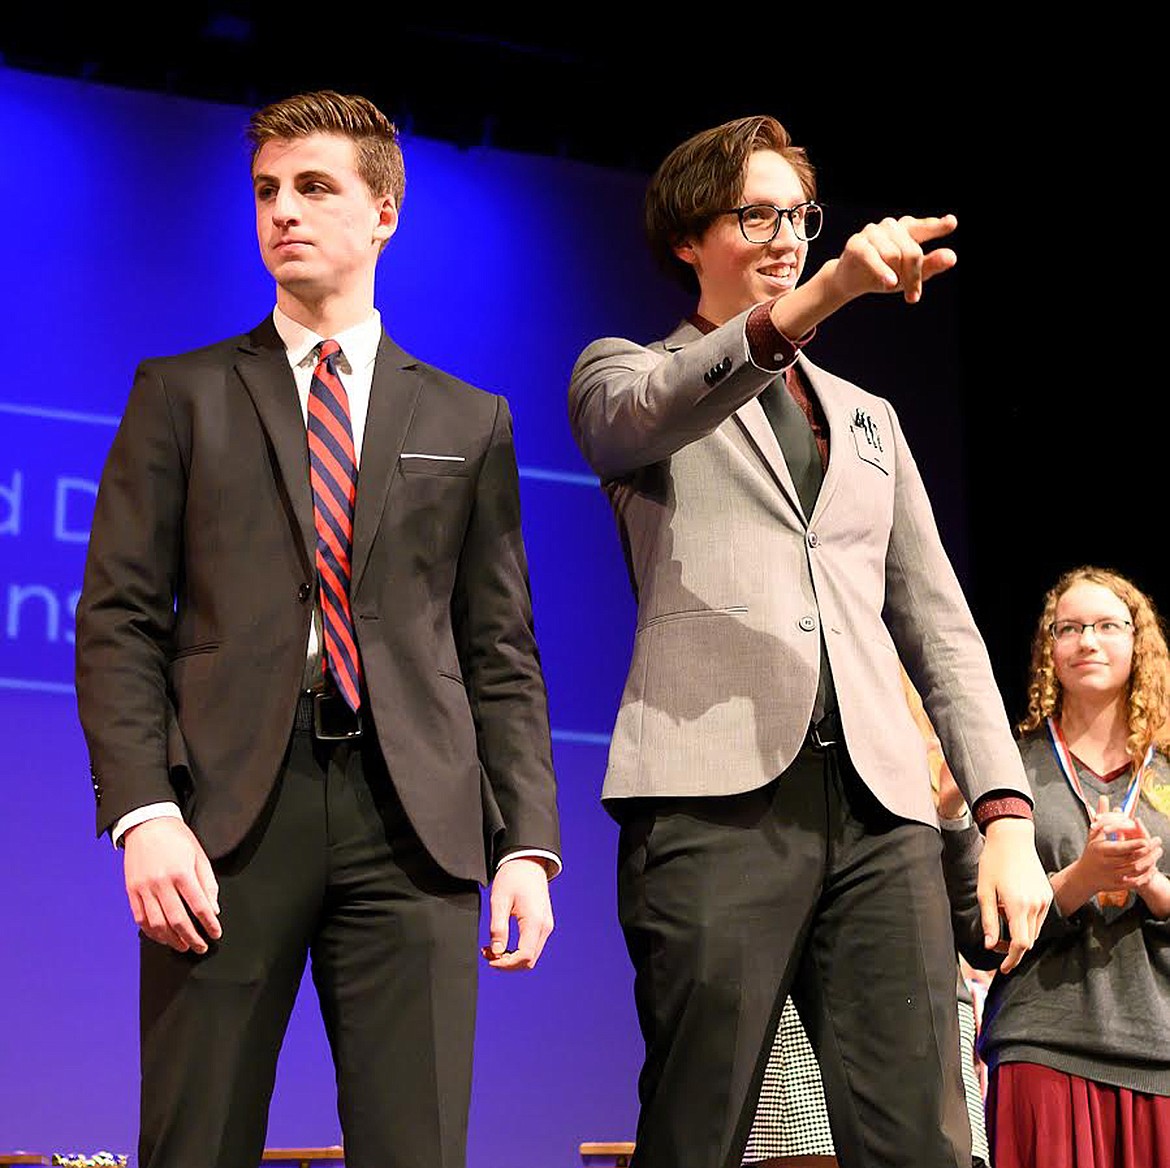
[76, 316, 560, 883]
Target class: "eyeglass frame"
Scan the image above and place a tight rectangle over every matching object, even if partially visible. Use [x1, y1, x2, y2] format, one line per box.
[712, 200, 824, 244]
[1048, 618, 1134, 641]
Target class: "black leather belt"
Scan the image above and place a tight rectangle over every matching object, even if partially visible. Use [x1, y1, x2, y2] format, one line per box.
[295, 689, 363, 740]
[806, 709, 842, 750]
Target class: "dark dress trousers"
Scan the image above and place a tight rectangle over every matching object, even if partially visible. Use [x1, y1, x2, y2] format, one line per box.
[75, 316, 560, 1168]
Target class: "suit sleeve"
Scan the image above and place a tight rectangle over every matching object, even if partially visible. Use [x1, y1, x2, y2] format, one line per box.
[74, 361, 187, 838]
[451, 396, 560, 867]
[879, 400, 1033, 812]
[568, 310, 773, 480]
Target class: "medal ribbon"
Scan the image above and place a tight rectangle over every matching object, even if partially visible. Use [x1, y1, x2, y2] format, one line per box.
[1045, 715, 1150, 820]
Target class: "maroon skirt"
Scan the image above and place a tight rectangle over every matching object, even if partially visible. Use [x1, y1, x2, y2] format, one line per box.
[987, 1062, 1170, 1168]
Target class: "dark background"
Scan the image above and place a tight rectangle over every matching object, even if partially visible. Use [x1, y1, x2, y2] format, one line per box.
[1, 15, 967, 201]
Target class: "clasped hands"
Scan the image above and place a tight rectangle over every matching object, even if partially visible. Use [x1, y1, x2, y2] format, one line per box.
[1079, 794, 1165, 899]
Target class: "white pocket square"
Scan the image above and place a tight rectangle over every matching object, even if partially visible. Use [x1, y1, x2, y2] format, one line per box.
[400, 452, 466, 462]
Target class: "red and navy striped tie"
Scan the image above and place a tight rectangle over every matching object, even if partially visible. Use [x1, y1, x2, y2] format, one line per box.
[307, 339, 362, 711]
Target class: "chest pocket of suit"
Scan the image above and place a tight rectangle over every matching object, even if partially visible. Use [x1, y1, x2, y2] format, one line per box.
[393, 461, 475, 558]
[849, 421, 889, 475]
[398, 456, 471, 478]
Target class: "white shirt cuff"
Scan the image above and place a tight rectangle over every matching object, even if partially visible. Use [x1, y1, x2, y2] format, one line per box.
[938, 808, 973, 832]
[496, 848, 562, 879]
[111, 802, 183, 848]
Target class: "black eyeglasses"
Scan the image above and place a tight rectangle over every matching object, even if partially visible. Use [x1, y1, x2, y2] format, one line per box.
[1049, 618, 1134, 642]
[714, 201, 823, 244]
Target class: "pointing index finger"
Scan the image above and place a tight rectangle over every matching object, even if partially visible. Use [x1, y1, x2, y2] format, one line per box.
[906, 213, 958, 243]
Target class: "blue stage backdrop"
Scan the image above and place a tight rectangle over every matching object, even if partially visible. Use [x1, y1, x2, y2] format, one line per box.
[0, 66, 961, 1165]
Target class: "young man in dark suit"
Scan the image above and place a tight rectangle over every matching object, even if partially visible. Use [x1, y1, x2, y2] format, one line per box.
[75, 90, 560, 1168]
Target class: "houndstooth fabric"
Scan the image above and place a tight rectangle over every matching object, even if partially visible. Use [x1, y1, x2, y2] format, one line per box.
[743, 998, 834, 1160]
[742, 995, 989, 1164]
[957, 992, 990, 1164]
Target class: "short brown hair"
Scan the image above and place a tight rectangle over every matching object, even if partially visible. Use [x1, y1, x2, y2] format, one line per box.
[246, 90, 406, 208]
[645, 115, 815, 294]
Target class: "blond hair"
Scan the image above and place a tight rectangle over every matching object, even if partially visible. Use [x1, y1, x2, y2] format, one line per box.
[1018, 566, 1170, 794]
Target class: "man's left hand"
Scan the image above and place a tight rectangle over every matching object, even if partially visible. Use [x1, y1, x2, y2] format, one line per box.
[481, 857, 554, 971]
[977, 817, 1052, 974]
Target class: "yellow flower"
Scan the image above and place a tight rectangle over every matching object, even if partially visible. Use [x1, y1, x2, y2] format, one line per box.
[1145, 782, 1170, 819]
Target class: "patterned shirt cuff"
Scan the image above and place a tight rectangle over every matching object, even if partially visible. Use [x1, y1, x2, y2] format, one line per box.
[744, 300, 814, 372]
[972, 794, 1034, 832]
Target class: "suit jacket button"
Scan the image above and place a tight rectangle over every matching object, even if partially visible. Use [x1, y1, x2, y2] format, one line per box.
[799, 615, 817, 632]
[297, 582, 312, 603]
[703, 356, 732, 387]
[807, 532, 819, 548]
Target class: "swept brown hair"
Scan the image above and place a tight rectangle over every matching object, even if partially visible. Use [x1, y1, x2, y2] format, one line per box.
[246, 90, 405, 207]
[644, 115, 815, 294]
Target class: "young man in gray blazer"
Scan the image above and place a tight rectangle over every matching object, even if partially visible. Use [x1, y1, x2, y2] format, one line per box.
[568, 115, 1050, 1168]
[75, 91, 560, 1168]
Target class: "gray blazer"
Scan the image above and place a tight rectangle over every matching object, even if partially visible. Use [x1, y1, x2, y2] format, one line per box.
[568, 308, 1030, 826]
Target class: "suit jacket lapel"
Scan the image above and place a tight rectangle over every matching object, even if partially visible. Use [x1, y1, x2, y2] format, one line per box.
[351, 332, 423, 590]
[734, 396, 806, 521]
[661, 319, 805, 518]
[796, 356, 843, 522]
[235, 318, 316, 577]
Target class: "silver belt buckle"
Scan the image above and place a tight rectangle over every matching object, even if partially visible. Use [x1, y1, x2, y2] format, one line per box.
[313, 690, 363, 741]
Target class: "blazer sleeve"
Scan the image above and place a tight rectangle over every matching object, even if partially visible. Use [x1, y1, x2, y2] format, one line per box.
[450, 395, 560, 867]
[567, 309, 773, 480]
[74, 360, 188, 837]
[879, 399, 1033, 812]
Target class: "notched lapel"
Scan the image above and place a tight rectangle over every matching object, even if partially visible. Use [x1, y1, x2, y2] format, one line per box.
[734, 397, 806, 521]
[668, 316, 807, 520]
[235, 320, 315, 576]
[351, 333, 423, 590]
[797, 359, 843, 520]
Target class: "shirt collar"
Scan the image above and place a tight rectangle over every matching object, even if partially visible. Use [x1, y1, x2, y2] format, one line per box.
[272, 304, 383, 373]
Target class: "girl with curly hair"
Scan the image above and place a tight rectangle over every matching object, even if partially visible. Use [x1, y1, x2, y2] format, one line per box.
[978, 566, 1170, 1167]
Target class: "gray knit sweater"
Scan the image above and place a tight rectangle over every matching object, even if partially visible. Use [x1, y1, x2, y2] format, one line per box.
[974, 729, 1170, 1095]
